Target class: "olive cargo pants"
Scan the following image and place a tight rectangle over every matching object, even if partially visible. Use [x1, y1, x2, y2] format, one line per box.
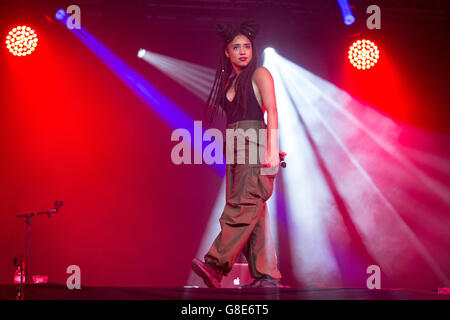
[204, 120, 282, 280]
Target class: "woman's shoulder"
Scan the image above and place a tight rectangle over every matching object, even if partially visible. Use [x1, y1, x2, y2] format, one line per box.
[252, 66, 274, 91]
[254, 66, 271, 74]
[252, 66, 273, 82]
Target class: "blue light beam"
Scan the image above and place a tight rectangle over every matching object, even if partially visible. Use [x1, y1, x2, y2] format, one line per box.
[55, 9, 225, 175]
[336, 0, 355, 25]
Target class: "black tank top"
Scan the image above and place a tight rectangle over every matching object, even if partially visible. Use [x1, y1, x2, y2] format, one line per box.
[224, 76, 265, 125]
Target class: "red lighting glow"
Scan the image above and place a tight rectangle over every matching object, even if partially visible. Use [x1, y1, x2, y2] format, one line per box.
[5, 25, 38, 57]
[348, 39, 379, 70]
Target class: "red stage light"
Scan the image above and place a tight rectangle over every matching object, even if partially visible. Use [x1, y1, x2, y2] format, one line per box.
[348, 39, 379, 70]
[5, 25, 38, 57]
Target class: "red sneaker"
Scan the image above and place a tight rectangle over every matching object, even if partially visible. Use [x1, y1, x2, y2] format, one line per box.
[191, 258, 223, 288]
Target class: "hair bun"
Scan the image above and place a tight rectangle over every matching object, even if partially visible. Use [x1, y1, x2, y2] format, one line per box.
[216, 20, 260, 43]
[215, 22, 238, 43]
[239, 19, 259, 41]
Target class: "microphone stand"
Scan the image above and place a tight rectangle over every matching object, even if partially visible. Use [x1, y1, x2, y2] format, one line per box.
[15, 201, 63, 285]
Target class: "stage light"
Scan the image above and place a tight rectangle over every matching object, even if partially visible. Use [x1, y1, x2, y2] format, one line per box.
[56, 10, 224, 176]
[263, 52, 342, 285]
[5, 25, 38, 57]
[263, 52, 449, 286]
[348, 39, 379, 70]
[137, 48, 146, 58]
[55, 9, 67, 21]
[336, 0, 355, 25]
[137, 48, 216, 102]
[264, 47, 276, 55]
[56, 12, 193, 131]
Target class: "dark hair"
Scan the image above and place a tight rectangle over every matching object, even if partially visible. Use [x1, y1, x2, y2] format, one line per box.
[204, 20, 260, 126]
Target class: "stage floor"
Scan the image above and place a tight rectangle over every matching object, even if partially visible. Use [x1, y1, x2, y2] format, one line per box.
[0, 284, 449, 300]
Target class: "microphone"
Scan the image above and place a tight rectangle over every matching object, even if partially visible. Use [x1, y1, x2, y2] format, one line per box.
[279, 152, 286, 168]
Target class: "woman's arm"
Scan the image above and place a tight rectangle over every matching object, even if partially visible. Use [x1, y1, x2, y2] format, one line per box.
[253, 66, 281, 168]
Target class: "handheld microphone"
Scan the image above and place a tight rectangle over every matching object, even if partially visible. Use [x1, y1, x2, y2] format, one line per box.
[279, 153, 286, 168]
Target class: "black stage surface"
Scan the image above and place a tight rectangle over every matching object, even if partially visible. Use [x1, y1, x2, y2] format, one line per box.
[0, 284, 449, 300]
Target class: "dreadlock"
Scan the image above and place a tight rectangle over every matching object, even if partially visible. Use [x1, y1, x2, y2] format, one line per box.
[204, 20, 260, 127]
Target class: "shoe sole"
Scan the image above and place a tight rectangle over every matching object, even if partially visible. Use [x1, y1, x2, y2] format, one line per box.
[191, 259, 219, 288]
[239, 280, 289, 289]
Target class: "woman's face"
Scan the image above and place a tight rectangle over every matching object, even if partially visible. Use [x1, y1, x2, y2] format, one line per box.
[225, 34, 252, 70]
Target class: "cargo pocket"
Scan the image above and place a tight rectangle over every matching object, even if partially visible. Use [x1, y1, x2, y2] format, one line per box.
[248, 166, 276, 202]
